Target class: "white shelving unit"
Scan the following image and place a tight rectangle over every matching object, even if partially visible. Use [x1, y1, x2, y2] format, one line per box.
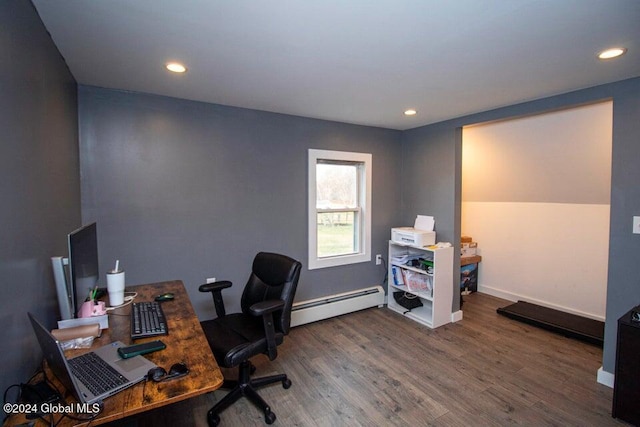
[387, 241, 454, 328]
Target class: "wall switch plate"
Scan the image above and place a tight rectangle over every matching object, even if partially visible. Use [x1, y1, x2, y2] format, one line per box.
[633, 216, 640, 234]
[206, 277, 216, 284]
[375, 254, 382, 265]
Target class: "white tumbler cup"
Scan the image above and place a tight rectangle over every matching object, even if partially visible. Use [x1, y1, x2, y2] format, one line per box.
[106, 270, 125, 306]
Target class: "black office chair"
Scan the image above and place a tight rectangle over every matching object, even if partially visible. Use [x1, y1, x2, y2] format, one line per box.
[199, 252, 302, 426]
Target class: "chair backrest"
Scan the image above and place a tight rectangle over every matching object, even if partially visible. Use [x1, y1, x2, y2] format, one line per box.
[241, 252, 302, 335]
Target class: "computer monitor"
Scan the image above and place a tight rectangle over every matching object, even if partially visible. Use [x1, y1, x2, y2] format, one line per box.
[52, 223, 100, 320]
[67, 222, 99, 318]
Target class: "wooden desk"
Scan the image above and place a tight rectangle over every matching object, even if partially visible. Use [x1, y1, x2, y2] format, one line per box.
[460, 255, 482, 266]
[12, 280, 223, 426]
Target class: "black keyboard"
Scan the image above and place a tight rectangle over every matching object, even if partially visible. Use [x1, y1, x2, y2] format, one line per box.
[68, 352, 128, 396]
[131, 301, 168, 339]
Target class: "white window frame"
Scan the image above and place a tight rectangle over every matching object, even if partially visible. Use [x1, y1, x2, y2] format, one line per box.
[308, 149, 372, 270]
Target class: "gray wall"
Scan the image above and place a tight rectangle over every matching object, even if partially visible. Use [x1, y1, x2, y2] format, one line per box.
[78, 86, 402, 320]
[401, 124, 463, 308]
[0, 1, 79, 397]
[402, 77, 640, 373]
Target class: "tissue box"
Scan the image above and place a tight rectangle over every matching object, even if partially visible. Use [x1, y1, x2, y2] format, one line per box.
[391, 227, 436, 247]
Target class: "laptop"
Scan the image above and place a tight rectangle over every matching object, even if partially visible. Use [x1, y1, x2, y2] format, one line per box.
[28, 312, 157, 404]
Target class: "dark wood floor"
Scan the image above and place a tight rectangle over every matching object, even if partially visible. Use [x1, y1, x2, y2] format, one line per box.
[123, 293, 625, 426]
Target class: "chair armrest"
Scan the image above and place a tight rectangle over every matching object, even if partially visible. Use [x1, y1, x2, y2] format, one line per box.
[198, 280, 232, 293]
[249, 299, 284, 317]
[249, 299, 285, 361]
[198, 280, 232, 317]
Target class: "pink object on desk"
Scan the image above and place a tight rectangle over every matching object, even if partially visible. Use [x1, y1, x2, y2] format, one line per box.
[78, 300, 107, 318]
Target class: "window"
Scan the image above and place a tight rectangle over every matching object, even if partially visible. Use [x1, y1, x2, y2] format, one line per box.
[308, 149, 371, 269]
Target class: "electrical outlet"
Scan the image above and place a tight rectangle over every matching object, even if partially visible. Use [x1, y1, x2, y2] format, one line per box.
[206, 277, 216, 284]
[633, 216, 640, 235]
[375, 254, 382, 265]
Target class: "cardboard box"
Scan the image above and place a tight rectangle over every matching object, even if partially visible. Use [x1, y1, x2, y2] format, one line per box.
[461, 241, 478, 257]
[461, 236, 473, 243]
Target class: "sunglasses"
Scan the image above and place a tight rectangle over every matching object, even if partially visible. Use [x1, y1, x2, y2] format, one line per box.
[147, 362, 189, 382]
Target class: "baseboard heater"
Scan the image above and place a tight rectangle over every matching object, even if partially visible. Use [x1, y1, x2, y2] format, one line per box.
[290, 286, 385, 327]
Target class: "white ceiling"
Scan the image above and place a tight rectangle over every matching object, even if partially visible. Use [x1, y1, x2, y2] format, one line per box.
[33, 0, 640, 130]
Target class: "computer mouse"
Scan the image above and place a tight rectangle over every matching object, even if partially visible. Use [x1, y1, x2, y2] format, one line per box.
[155, 292, 174, 302]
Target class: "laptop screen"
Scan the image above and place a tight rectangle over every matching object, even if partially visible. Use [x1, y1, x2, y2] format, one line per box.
[28, 313, 85, 402]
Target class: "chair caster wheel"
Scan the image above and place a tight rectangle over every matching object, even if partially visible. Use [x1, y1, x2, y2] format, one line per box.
[207, 411, 220, 427]
[282, 378, 292, 389]
[265, 411, 276, 424]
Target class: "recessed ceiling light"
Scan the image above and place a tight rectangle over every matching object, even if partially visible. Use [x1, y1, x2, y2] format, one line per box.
[598, 47, 627, 60]
[166, 62, 187, 73]
[404, 109, 417, 116]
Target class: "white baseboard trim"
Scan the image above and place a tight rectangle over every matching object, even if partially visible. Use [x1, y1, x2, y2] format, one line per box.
[451, 310, 463, 323]
[477, 284, 605, 322]
[597, 367, 614, 388]
[477, 284, 518, 302]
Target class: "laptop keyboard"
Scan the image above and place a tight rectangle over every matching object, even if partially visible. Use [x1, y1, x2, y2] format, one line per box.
[68, 352, 128, 396]
[131, 301, 168, 339]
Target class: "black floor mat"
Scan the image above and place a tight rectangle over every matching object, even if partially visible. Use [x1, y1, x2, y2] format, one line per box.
[497, 301, 604, 346]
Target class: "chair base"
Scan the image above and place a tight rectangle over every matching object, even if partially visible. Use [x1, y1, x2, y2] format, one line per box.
[208, 361, 292, 426]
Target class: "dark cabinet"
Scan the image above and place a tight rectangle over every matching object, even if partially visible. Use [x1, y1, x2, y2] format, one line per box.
[612, 306, 640, 425]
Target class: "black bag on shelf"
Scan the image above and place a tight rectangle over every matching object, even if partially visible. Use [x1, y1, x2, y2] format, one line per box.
[393, 291, 422, 311]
